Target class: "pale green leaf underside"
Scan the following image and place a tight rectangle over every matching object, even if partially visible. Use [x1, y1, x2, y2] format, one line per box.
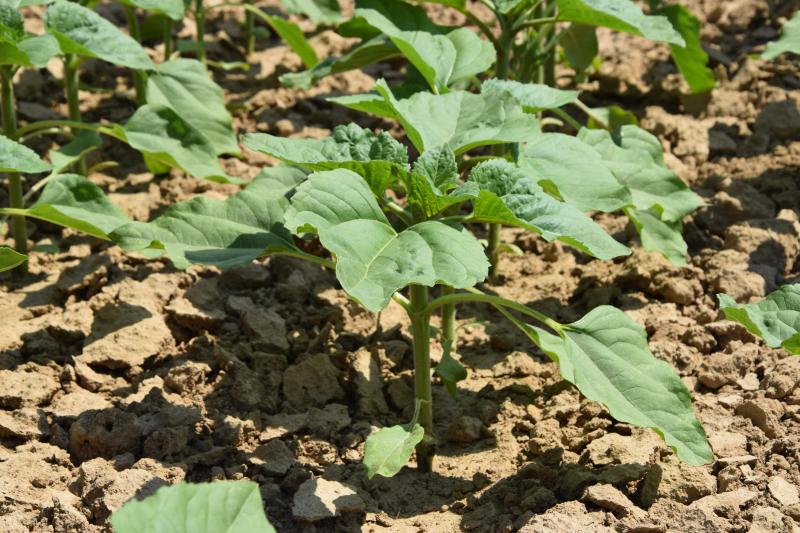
[363, 424, 424, 479]
[0, 246, 27, 272]
[482, 78, 580, 113]
[44, 0, 154, 69]
[0, 134, 51, 173]
[763, 11, 800, 60]
[718, 285, 800, 354]
[556, 0, 685, 45]
[110, 481, 276, 533]
[111, 168, 304, 269]
[523, 306, 712, 465]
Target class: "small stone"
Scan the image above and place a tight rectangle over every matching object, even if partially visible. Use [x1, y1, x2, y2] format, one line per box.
[754, 101, 800, 140]
[582, 431, 662, 466]
[242, 308, 289, 352]
[164, 361, 210, 395]
[219, 263, 269, 289]
[446, 416, 486, 444]
[768, 476, 800, 507]
[0, 408, 48, 440]
[305, 404, 350, 438]
[69, 408, 142, 462]
[251, 439, 295, 476]
[261, 412, 308, 441]
[292, 478, 364, 521]
[282, 354, 344, 411]
[708, 431, 748, 458]
[698, 353, 738, 389]
[350, 348, 389, 417]
[717, 455, 757, 467]
[582, 484, 634, 516]
[165, 279, 225, 331]
[0, 366, 60, 408]
[735, 399, 785, 438]
[640, 456, 717, 507]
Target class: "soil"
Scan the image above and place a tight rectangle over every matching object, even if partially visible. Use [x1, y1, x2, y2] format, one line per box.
[2, 0, 800, 531]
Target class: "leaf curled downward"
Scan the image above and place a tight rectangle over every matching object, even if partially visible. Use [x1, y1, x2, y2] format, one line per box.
[0, 247, 27, 272]
[556, 0, 685, 45]
[718, 285, 800, 354]
[363, 424, 424, 479]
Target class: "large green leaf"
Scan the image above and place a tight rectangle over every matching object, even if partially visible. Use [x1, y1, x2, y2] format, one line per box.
[281, 0, 342, 24]
[113, 105, 237, 184]
[718, 285, 800, 354]
[517, 306, 711, 465]
[556, 0, 685, 45]
[0, 174, 129, 239]
[0, 3, 58, 67]
[519, 133, 630, 213]
[355, 0, 493, 92]
[120, 0, 185, 20]
[662, 4, 714, 94]
[44, 0, 154, 69]
[763, 10, 800, 60]
[0, 246, 26, 272]
[467, 159, 630, 260]
[363, 424, 424, 479]
[561, 23, 598, 74]
[111, 168, 304, 269]
[147, 59, 239, 156]
[626, 207, 687, 266]
[110, 481, 276, 533]
[0, 135, 51, 173]
[482, 78, 580, 113]
[336, 80, 539, 154]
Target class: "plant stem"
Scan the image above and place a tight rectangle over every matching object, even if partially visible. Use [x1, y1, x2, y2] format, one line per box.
[1, 66, 27, 273]
[244, 0, 255, 55]
[163, 18, 173, 61]
[63, 55, 86, 175]
[441, 285, 455, 344]
[408, 284, 435, 472]
[487, 222, 501, 278]
[195, 0, 207, 63]
[124, 5, 147, 105]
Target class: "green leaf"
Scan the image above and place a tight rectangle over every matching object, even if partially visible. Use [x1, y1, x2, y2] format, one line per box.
[0, 246, 26, 272]
[561, 23, 598, 74]
[0, 3, 58, 67]
[110, 481, 276, 533]
[147, 58, 239, 156]
[412, 147, 459, 191]
[586, 104, 638, 131]
[662, 5, 714, 94]
[44, 0, 154, 69]
[360, 79, 539, 154]
[247, 5, 318, 68]
[491, 0, 528, 13]
[280, 0, 342, 24]
[363, 423, 424, 479]
[0, 134, 51, 173]
[115, 105, 238, 184]
[281, 35, 398, 89]
[111, 167, 304, 269]
[0, 174, 129, 239]
[482, 78, 580, 113]
[435, 339, 467, 398]
[354, 0, 493, 92]
[626, 207, 688, 266]
[120, 0, 185, 20]
[556, 0, 685, 45]
[518, 306, 712, 465]
[519, 133, 630, 213]
[718, 285, 800, 354]
[467, 159, 630, 260]
[48, 131, 102, 173]
[763, 10, 800, 60]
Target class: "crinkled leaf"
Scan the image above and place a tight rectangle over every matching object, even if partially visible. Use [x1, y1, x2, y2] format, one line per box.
[627, 207, 688, 266]
[48, 131, 102, 173]
[281, 35, 398, 89]
[516, 306, 712, 465]
[44, 0, 154, 69]
[0, 246, 26, 272]
[519, 133, 630, 212]
[120, 0, 185, 20]
[147, 59, 239, 156]
[355, 0, 493, 92]
[110, 481, 276, 533]
[115, 105, 237, 184]
[363, 424, 424, 479]
[110, 167, 304, 269]
[0, 134, 51, 173]
[280, 0, 342, 24]
[556, 0, 685, 45]
[435, 339, 467, 398]
[662, 4, 714, 94]
[482, 78, 580, 113]
[561, 23, 598, 74]
[412, 147, 459, 191]
[763, 10, 800, 60]
[718, 285, 800, 354]
[0, 174, 129, 239]
[467, 159, 630, 260]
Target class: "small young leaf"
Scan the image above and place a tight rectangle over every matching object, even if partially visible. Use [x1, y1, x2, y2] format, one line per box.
[0, 134, 51, 173]
[626, 207, 688, 266]
[556, 0, 685, 45]
[763, 10, 800, 60]
[363, 423, 424, 479]
[111, 168, 305, 269]
[435, 339, 467, 398]
[281, 0, 342, 25]
[48, 131, 102, 173]
[0, 246, 27, 272]
[718, 285, 800, 354]
[561, 23, 598, 74]
[119, 0, 185, 20]
[515, 306, 712, 465]
[247, 6, 318, 68]
[586, 105, 638, 131]
[662, 4, 715, 94]
[0, 4, 58, 67]
[44, 0, 154, 69]
[110, 481, 276, 533]
[482, 79, 580, 113]
[412, 147, 459, 191]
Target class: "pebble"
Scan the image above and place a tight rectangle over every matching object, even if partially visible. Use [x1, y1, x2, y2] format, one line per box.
[292, 478, 364, 521]
[768, 476, 800, 507]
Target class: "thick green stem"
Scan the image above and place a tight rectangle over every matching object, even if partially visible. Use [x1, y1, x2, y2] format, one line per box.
[63, 55, 86, 175]
[487, 222, 501, 278]
[1, 66, 27, 272]
[244, 0, 255, 55]
[163, 18, 173, 60]
[441, 285, 455, 345]
[409, 284, 435, 472]
[124, 6, 147, 105]
[195, 0, 207, 63]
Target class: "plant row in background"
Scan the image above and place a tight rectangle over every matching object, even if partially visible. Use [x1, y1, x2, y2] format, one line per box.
[2, 0, 800, 530]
